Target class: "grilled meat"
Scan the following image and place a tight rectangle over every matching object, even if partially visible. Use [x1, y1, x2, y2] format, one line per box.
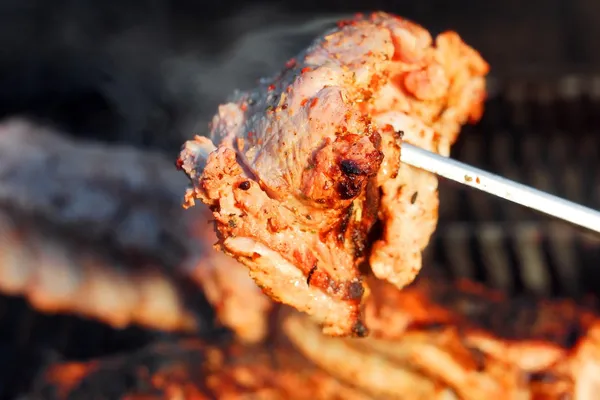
[0, 118, 212, 331]
[0, 119, 197, 266]
[188, 206, 273, 343]
[0, 211, 197, 331]
[282, 313, 448, 399]
[179, 12, 488, 337]
[31, 339, 372, 400]
[284, 272, 600, 399]
[0, 120, 271, 341]
[0, 117, 273, 338]
[32, 271, 600, 400]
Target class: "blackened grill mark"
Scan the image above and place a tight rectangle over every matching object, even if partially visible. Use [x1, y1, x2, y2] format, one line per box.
[238, 181, 251, 190]
[466, 346, 486, 372]
[296, 251, 364, 303]
[336, 135, 384, 201]
[338, 180, 362, 199]
[526, 371, 560, 384]
[346, 280, 364, 300]
[410, 191, 418, 204]
[306, 264, 318, 286]
[340, 159, 365, 175]
[352, 320, 369, 337]
[323, 278, 365, 302]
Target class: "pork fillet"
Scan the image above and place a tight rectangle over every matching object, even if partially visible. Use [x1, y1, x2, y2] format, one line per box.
[179, 12, 488, 336]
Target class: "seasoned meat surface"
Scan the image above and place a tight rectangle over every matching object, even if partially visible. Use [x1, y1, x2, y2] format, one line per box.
[179, 12, 488, 336]
[188, 206, 273, 343]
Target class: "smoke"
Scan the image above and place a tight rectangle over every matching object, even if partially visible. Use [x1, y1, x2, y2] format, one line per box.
[0, 1, 346, 154]
[175, 6, 348, 138]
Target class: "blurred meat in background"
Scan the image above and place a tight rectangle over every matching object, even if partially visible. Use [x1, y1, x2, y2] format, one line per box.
[0, 0, 598, 399]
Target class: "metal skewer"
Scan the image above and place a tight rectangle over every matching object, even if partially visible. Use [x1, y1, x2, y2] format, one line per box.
[400, 143, 600, 235]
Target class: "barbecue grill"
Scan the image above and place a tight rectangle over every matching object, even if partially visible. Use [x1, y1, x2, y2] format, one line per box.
[431, 76, 600, 298]
[1, 1, 600, 398]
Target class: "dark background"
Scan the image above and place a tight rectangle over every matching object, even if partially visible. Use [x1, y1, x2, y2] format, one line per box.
[0, 2, 599, 398]
[1, 0, 598, 153]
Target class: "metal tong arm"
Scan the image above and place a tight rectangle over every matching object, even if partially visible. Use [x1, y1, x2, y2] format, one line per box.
[400, 143, 600, 235]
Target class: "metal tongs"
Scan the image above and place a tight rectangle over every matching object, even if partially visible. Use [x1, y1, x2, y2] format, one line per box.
[401, 144, 600, 235]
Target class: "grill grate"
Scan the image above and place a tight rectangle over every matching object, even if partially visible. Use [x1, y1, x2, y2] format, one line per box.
[430, 75, 600, 298]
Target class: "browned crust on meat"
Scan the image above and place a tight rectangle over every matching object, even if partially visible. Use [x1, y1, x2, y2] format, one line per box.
[178, 11, 489, 337]
[180, 142, 369, 337]
[187, 205, 274, 344]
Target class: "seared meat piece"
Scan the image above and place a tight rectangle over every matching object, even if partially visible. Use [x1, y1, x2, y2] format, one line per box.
[0, 117, 272, 337]
[31, 339, 372, 400]
[188, 206, 273, 343]
[179, 12, 488, 336]
[29, 264, 600, 399]
[0, 119, 195, 266]
[282, 314, 449, 399]
[0, 118, 211, 331]
[284, 272, 600, 399]
[0, 211, 197, 331]
[364, 19, 487, 289]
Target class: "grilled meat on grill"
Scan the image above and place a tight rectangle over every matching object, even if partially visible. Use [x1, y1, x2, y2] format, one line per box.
[31, 339, 372, 400]
[178, 11, 488, 337]
[0, 212, 197, 331]
[0, 118, 213, 331]
[284, 272, 600, 399]
[188, 206, 273, 343]
[0, 118, 274, 339]
[31, 271, 600, 400]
